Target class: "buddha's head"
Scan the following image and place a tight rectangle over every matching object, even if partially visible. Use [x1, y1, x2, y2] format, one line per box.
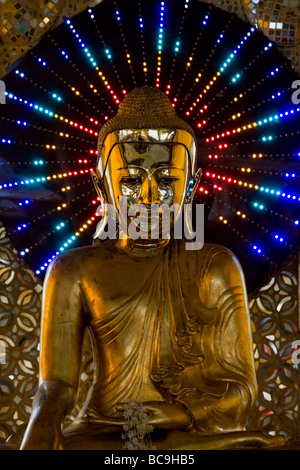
[92, 86, 200, 241]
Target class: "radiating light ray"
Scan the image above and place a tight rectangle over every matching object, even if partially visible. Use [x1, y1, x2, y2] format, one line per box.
[65, 18, 121, 105]
[205, 171, 300, 203]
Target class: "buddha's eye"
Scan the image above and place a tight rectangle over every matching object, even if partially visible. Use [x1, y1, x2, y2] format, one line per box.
[158, 177, 178, 184]
[120, 176, 142, 185]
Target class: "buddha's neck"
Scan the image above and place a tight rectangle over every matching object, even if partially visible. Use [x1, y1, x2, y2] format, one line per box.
[115, 233, 170, 257]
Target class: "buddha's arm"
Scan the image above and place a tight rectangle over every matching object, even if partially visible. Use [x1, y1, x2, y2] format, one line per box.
[180, 248, 258, 433]
[21, 254, 86, 449]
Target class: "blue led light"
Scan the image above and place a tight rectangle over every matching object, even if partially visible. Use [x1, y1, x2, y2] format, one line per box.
[174, 40, 180, 52]
[231, 73, 241, 83]
[56, 222, 65, 230]
[253, 202, 265, 210]
[61, 50, 69, 59]
[37, 58, 47, 66]
[52, 93, 62, 102]
[252, 245, 263, 254]
[274, 234, 284, 243]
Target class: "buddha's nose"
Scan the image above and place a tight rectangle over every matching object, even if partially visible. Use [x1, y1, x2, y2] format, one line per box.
[141, 175, 154, 204]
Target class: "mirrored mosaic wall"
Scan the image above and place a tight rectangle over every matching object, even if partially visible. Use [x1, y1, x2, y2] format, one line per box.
[0, 220, 299, 443]
[1, 0, 300, 77]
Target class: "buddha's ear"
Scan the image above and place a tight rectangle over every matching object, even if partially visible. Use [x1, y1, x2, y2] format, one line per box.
[91, 169, 105, 199]
[185, 168, 202, 204]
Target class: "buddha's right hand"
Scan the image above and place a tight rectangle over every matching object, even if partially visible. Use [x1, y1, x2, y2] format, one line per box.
[20, 419, 64, 450]
[20, 380, 76, 450]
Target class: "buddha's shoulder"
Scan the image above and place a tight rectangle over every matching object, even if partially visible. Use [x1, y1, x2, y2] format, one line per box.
[47, 241, 115, 272]
[180, 241, 241, 270]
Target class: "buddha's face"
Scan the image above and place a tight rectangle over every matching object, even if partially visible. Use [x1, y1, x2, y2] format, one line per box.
[97, 128, 196, 238]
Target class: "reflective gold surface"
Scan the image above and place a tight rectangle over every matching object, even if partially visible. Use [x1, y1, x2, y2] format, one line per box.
[20, 87, 286, 450]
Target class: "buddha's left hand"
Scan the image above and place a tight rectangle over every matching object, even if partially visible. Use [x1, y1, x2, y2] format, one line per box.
[118, 401, 191, 430]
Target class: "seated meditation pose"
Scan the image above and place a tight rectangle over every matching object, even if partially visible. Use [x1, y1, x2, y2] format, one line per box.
[20, 87, 285, 450]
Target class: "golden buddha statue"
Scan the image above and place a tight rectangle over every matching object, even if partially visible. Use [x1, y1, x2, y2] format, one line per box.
[20, 87, 286, 450]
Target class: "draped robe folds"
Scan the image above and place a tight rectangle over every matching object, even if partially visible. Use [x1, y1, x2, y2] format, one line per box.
[76, 240, 257, 432]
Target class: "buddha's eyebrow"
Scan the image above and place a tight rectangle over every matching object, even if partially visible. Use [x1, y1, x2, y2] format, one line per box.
[117, 165, 181, 170]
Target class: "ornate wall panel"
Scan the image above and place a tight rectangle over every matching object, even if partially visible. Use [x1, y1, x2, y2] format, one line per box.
[247, 253, 299, 438]
[0, 217, 299, 444]
[0, 221, 42, 442]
